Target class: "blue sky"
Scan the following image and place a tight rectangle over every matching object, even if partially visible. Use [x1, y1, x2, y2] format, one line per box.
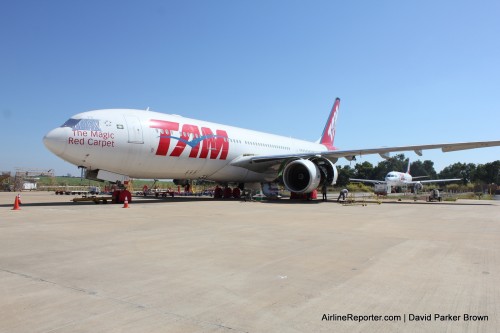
[1, 0, 499, 176]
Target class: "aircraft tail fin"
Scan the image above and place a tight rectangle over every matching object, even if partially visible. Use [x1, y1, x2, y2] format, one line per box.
[406, 158, 411, 174]
[319, 97, 340, 151]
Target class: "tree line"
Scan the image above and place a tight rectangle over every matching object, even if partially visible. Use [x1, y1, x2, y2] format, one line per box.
[335, 154, 500, 187]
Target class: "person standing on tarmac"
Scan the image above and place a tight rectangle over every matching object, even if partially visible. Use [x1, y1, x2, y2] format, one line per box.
[337, 188, 348, 202]
[321, 183, 328, 201]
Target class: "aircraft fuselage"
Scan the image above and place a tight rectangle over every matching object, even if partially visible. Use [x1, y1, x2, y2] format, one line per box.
[44, 109, 327, 183]
[384, 171, 413, 187]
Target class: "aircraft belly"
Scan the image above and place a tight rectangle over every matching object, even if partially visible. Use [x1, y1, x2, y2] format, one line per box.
[152, 156, 210, 179]
[208, 165, 276, 183]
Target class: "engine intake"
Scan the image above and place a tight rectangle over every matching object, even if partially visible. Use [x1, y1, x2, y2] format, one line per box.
[282, 158, 338, 194]
[414, 182, 423, 192]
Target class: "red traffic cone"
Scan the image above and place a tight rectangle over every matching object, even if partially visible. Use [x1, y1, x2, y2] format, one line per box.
[123, 197, 129, 208]
[12, 195, 20, 210]
[17, 194, 22, 205]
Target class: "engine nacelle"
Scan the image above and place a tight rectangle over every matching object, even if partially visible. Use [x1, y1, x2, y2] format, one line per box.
[282, 158, 338, 194]
[309, 156, 338, 186]
[414, 182, 423, 192]
[283, 159, 321, 194]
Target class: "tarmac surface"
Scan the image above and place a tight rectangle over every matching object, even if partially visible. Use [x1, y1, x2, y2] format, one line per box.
[0, 192, 499, 332]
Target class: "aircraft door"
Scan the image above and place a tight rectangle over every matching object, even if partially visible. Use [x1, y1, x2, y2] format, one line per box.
[124, 116, 144, 144]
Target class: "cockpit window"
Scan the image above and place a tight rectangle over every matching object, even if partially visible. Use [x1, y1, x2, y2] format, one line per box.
[61, 118, 80, 128]
[61, 118, 101, 131]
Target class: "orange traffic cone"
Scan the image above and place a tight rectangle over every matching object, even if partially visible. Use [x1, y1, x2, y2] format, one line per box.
[123, 197, 129, 208]
[12, 195, 20, 210]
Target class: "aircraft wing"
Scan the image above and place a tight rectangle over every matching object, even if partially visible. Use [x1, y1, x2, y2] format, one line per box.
[411, 176, 429, 180]
[349, 178, 386, 185]
[229, 140, 500, 174]
[411, 178, 462, 184]
[321, 140, 500, 160]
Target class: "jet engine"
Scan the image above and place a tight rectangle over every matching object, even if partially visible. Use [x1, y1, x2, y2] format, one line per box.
[282, 157, 338, 194]
[414, 182, 423, 192]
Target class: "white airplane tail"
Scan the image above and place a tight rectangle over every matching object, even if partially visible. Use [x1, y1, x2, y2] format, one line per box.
[406, 158, 411, 174]
[318, 98, 340, 151]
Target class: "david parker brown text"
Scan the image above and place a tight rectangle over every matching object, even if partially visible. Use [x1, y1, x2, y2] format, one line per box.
[322, 313, 489, 322]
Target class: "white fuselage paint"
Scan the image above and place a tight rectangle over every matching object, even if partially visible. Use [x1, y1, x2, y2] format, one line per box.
[384, 171, 413, 187]
[44, 109, 328, 182]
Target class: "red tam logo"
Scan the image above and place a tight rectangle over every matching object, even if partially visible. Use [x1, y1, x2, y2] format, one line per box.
[149, 120, 229, 160]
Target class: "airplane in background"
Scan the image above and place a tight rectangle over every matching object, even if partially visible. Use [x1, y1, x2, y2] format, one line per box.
[350, 159, 461, 193]
[43, 97, 500, 198]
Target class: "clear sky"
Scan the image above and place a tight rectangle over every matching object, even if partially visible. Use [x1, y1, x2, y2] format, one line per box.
[1, 0, 499, 176]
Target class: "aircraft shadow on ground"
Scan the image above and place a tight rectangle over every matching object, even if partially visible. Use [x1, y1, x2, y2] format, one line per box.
[257, 199, 322, 205]
[0, 197, 493, 208]
[367, 200, 493, 206]
[0, 196, 214, 208]
[0, 196, 323, 207]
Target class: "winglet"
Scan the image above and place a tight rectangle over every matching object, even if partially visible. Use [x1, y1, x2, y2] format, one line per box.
[319, 98, 340, 151]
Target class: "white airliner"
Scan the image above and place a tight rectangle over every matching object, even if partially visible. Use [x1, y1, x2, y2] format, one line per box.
[43, 98, 500, 197]
[350, 159, 461, 192]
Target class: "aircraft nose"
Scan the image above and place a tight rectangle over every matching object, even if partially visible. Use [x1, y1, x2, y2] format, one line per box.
[43, 128, 67, 156]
